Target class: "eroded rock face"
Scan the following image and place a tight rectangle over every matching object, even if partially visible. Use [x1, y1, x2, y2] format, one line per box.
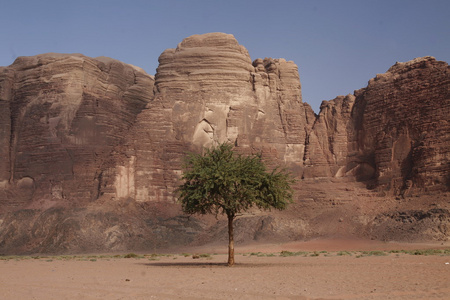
[304, 94, 355, 178]
[104, 33, 312, 203]
[0, 53, 154, 209]
[303, 56, 450, 195]
[0, 33, 448, 254]
[347, 56, 450, 194]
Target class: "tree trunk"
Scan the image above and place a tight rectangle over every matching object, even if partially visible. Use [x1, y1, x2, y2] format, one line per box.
[227, 214, 235, 266]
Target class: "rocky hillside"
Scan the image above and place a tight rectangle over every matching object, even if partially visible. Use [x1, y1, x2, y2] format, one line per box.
[0, 33, 448, 254]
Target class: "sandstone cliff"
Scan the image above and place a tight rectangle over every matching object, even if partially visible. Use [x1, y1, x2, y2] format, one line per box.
[111, 33, 313, 204]
[0, 33, 448, 254]
[0, 53, 154, 209]
[348, 57, 450, 194]
[306, 56, 450, 195]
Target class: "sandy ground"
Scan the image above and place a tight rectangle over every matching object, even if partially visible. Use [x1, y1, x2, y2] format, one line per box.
[1, 239, 449, 300]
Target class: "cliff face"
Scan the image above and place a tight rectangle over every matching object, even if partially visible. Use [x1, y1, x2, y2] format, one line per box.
[347, 57, 450, 194]
[305, 57, 450, 194]
[304, 94, 356, 178]
[0, 54, 154, 209]
[103, 33, 313, 204]
[0, 33, 449, 254]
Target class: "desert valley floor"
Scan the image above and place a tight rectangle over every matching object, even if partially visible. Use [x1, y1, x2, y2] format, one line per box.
[1, 239, 449, 300]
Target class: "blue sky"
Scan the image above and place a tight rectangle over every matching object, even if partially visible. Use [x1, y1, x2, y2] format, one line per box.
[1, 0, 449, 112]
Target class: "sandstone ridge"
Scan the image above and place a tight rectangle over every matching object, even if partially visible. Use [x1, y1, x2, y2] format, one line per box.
[0, 33, 448, 254]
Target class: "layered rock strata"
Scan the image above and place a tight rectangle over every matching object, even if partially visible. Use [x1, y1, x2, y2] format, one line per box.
[304, 56, 449, 195]
[347, 56, 450, 194]
[105, 33, 313, 204]
[0, 53, 154, 209]
[303, 94, 355, 178]
[0, 33, 448, 254]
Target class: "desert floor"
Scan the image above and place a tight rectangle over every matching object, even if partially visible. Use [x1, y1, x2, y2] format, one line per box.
[1, 239, 449, 300]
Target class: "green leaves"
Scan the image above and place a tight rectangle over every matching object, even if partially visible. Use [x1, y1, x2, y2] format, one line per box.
[177, 143, 294, 218]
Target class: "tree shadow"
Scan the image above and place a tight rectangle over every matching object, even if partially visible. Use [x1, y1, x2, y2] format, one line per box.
[139, 261, 277, 268]
[142, 261, 227, 268]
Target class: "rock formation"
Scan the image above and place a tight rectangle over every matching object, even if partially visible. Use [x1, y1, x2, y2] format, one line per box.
[306, 56, 450, 195]
[348, 57, 450, 194]
[99, 33, 313, 204]
[0, 53, 154, 209]
[303, 94, 356, 178]
[0, 33, 448, 254]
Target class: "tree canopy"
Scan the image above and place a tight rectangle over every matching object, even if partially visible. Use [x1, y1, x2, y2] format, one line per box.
[177, 143, 295, 266]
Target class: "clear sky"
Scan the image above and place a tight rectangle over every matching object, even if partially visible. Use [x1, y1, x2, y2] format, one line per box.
[1, 0, 449, 112]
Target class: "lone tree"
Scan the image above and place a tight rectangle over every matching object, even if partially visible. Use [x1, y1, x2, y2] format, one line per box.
[177, 143, 294, 266]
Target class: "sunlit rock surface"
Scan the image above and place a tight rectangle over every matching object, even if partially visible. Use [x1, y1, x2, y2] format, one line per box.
[0, 53, 153, 208]
[0, 34, 448, 254]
